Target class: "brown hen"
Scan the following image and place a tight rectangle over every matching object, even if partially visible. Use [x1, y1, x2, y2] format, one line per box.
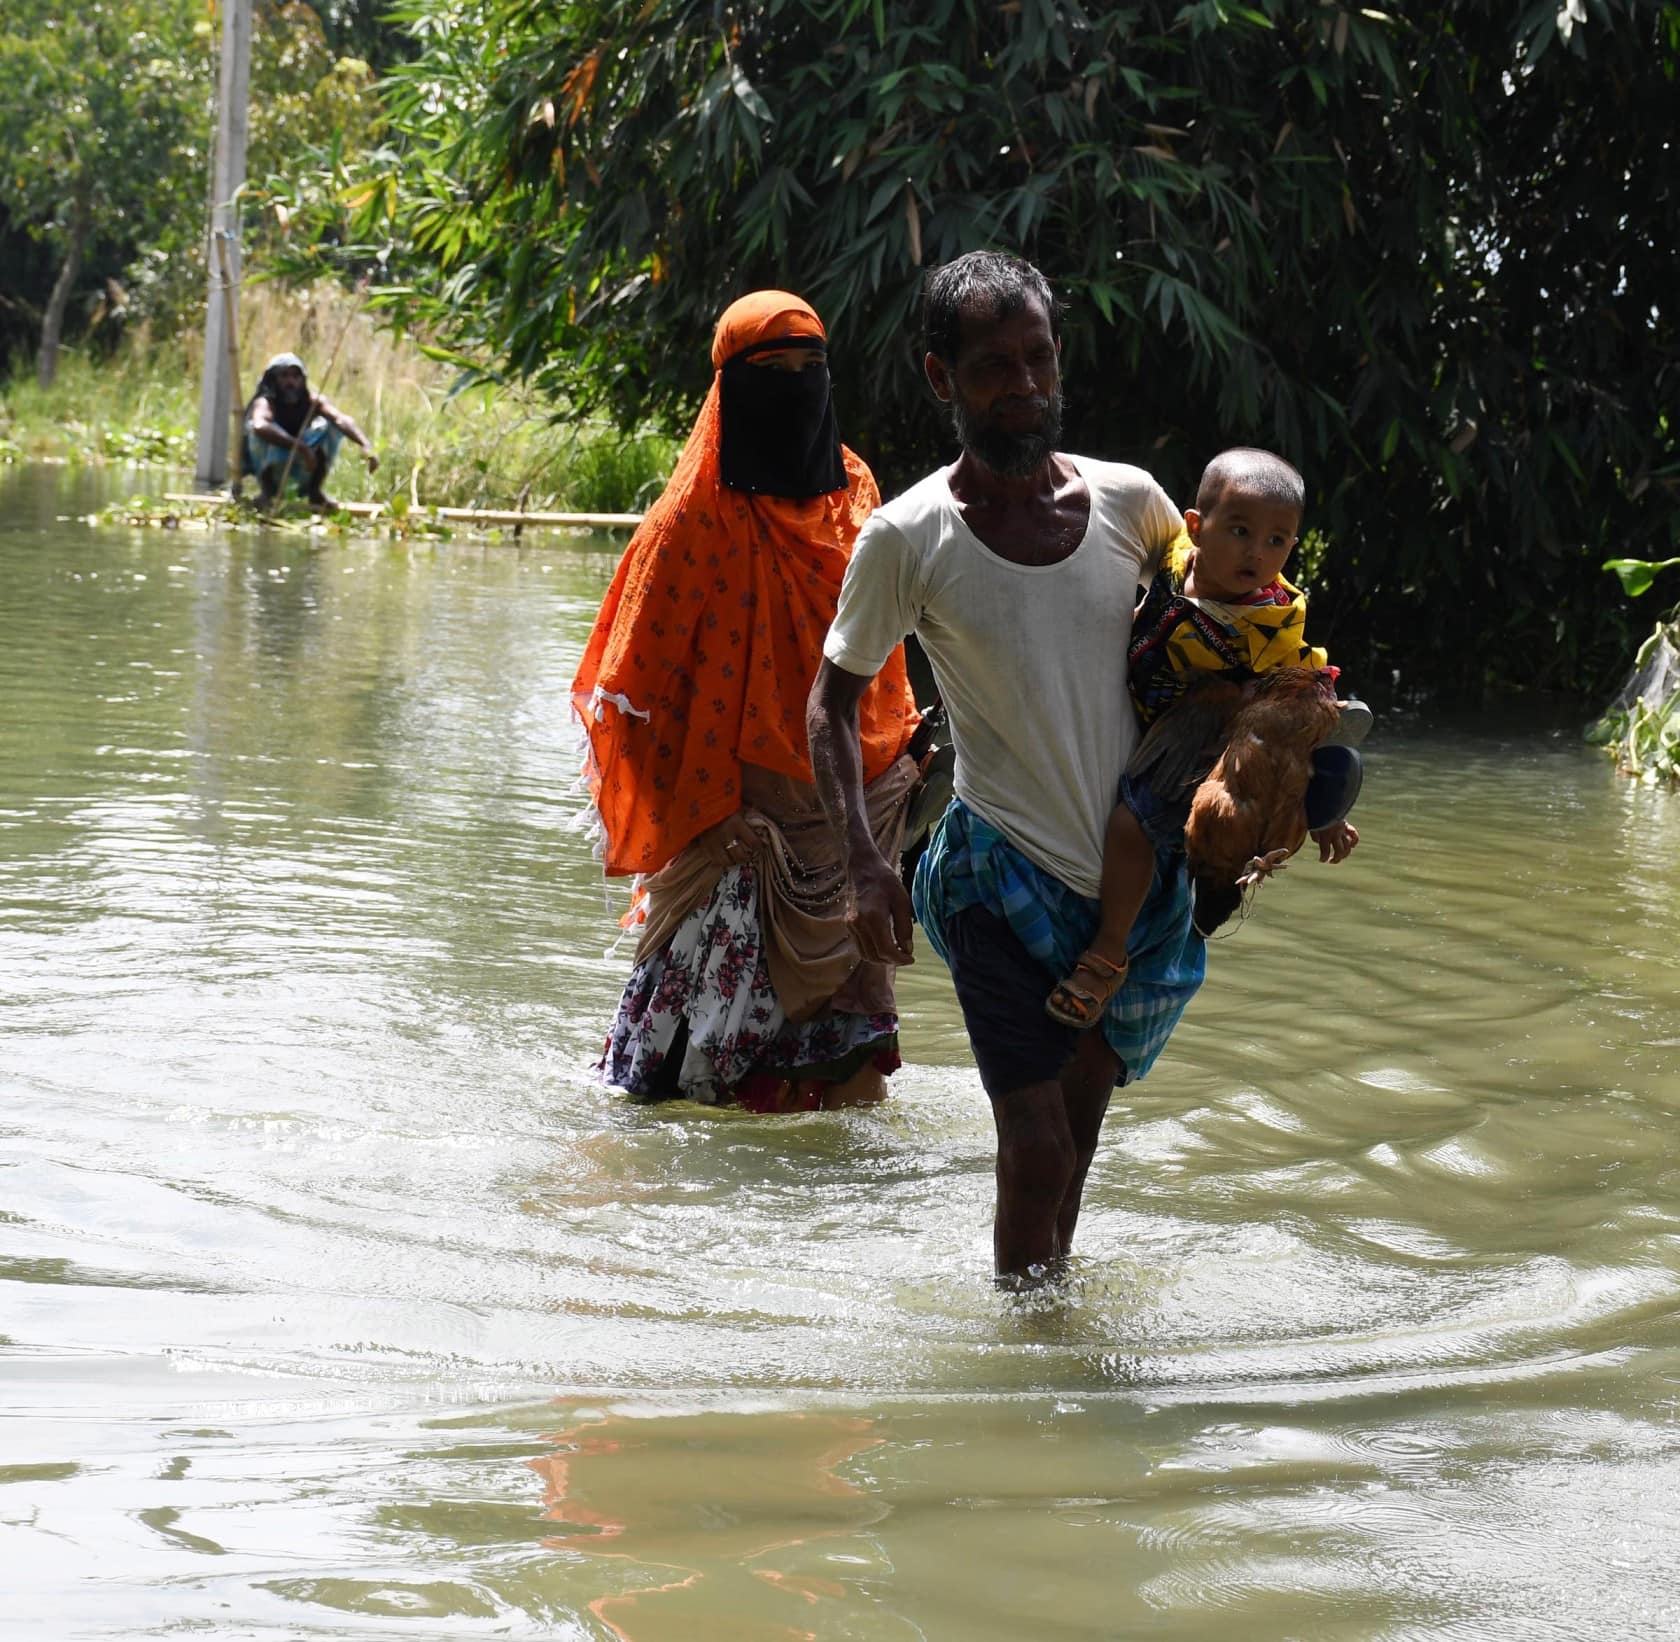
[1183, 665, 1343, 936]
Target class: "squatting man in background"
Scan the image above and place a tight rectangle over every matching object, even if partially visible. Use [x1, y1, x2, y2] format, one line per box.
[243, 352, 378, 512]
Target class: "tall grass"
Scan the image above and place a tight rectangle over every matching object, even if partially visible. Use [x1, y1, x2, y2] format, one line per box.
[0, 281, 677, 515]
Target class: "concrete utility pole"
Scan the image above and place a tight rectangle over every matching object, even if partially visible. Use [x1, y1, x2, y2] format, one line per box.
[194, 0, 253, 491]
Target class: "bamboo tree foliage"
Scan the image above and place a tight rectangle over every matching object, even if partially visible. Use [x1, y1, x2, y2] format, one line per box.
[0, 0, 215, 385]
[0, 1, 396, 373]
[295, 0, 1677, 689]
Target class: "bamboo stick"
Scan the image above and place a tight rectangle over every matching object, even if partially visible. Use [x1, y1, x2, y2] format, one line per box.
[435, 506, 643, 527]
[213, 233, 244, 499]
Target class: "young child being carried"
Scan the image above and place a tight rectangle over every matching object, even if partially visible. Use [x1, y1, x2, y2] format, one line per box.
[1045, 447, 1364, 1028]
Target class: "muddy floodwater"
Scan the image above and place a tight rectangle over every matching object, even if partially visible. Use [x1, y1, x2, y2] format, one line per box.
[4, 464, 1680, 1640]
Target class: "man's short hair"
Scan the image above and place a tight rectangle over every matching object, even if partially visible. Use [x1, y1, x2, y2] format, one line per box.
[922, 251, 1059, 364]
[1195, 448, 1305, 515]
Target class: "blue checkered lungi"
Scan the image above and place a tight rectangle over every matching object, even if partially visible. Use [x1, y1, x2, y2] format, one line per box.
[913, 799, 1205, 1084]
[242, 415, 342, 491]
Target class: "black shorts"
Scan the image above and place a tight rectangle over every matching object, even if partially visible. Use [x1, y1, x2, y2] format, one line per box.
[942, 904, 1125, 1097]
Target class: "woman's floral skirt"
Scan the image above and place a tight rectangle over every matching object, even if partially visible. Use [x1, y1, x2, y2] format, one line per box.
[599, 862, 898, 1112]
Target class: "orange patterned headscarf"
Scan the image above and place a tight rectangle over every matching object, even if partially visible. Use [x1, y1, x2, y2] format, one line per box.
[572, 291, 918, 878]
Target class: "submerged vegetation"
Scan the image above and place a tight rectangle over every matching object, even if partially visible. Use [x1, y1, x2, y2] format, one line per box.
[93, 491, 475, 542]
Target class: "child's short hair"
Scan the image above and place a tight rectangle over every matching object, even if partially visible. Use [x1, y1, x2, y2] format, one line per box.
[1195, 448, 1304, 515]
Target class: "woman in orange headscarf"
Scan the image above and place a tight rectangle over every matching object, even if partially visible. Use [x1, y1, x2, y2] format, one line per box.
[574, 292, 920, 1112]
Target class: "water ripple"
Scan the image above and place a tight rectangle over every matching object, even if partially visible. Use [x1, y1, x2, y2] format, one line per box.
[5, 470, 1680, 1638]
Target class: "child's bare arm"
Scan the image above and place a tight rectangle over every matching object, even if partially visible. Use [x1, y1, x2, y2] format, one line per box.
[1310, 819, 1359, 863]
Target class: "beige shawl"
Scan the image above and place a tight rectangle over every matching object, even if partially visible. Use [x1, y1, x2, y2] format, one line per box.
[632, 754, 920, 1022]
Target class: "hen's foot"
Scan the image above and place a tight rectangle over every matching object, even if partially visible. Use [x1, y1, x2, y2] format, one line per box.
[1236, 848, 1293, 889]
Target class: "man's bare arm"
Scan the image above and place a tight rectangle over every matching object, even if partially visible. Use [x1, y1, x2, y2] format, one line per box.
[248, 397, 318, 471]
[808, 658, 914, 966]
[315, 396, 378, 468]
[248, 397, 296, 448]
[808, 659, 878, 872]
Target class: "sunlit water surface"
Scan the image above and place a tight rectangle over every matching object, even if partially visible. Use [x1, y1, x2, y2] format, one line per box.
[4, 465, 1680, 1639]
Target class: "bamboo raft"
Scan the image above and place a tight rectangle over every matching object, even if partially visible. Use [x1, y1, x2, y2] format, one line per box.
[162, 493, 643, 530]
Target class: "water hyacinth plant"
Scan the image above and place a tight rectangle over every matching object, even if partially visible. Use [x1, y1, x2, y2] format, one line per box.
[1588, 557, 1680, 788]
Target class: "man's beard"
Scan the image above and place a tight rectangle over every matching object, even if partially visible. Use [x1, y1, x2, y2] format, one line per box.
[950, 387, 1062, 478]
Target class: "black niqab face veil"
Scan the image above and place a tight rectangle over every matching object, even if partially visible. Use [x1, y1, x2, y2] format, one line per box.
[717, 337, 847, 498]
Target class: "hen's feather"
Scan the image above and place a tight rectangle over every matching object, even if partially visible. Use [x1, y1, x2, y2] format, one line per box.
[1124, 674, 1247, 803]
[1184, 666, 1342, 936]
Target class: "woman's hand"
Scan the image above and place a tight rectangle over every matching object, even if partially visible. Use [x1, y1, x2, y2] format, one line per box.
[846, 849, 915, 967]
[693, 811, 760, 870]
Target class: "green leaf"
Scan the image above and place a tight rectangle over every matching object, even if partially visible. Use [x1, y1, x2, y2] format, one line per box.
[863, 173, 902, 222]
[233, 0, 1674, 712]
[731, 64, 772, 124]
[1604, 557, 1680, 598]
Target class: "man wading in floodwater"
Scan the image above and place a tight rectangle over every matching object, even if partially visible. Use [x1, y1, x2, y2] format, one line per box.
[808, 252, 1205, 1284]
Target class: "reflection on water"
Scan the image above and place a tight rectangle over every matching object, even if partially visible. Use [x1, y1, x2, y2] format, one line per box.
[534, 1406, 887, 1641]
[4, 465, 1680, 1638]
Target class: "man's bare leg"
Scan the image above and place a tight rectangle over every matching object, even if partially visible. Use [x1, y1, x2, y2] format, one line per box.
[988, 1031, 1119, 1280]
[1056, 1029, 1119, 1255]
[304, 448, 337, 512]
[989, 1078, 1078, 1282]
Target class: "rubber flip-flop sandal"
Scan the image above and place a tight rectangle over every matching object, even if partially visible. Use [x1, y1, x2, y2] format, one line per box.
[1325, 697, 1373, 747]
[1305, 744, 1364, 831]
